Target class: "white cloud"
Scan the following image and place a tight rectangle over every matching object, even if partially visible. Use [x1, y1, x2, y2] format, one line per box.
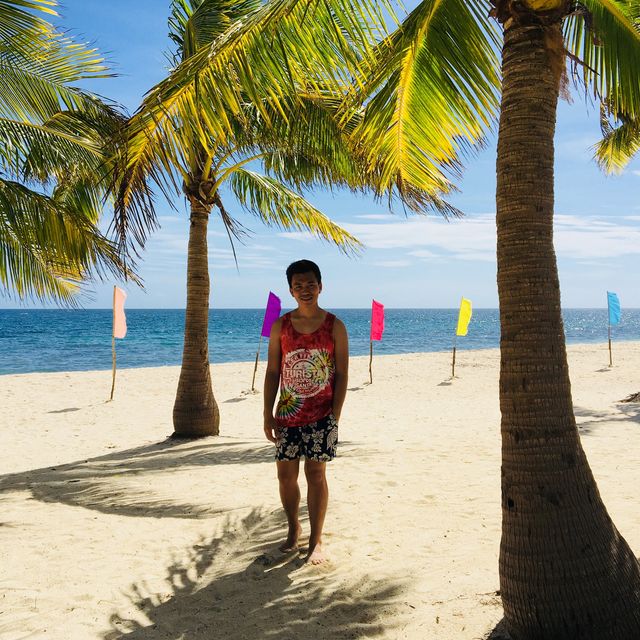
[158, 215, 183, 223]
[278, 231, 315, 242]
[408, 249, 439, 259]
[343, 215, 496, 261]
[323, 212, 640, 263]
[247, 243, 280, 252]
[554, 214, 640, 259]
[190, 211, 640, 279]
[373, 260, 411, 268]
[146, 232, 187, 254]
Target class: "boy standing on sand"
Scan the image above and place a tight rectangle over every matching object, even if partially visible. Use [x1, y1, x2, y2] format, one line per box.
[263, 260, 349, 565]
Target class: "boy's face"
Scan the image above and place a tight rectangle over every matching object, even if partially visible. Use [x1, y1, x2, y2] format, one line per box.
[289, 271, 322, 308]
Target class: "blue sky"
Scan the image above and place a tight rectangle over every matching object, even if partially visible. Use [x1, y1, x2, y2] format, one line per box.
[7, 1, 640, 309]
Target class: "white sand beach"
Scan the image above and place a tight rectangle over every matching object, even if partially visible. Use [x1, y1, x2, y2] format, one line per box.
[1, 343, 639, 639]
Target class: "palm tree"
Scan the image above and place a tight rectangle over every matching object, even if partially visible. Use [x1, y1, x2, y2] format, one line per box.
[126, 0, 640, 635]
[111, 0, 381, 437]
[0, 0, 131, 303]
[358, 2, 640, 635]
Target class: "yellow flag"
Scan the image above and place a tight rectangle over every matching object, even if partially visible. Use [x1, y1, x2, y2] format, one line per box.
[456, 298, 472, 336]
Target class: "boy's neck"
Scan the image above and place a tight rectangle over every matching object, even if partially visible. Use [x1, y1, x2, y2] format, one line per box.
[294, 304, 323, 319]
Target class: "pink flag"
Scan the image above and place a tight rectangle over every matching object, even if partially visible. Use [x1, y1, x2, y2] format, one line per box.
[113, 286, 127, 339]
[260, 292, 281, 338]
[370, 299, 384, 341]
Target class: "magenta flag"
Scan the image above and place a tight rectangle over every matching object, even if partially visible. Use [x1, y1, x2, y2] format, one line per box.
[261, 292, 281, 338]
[370, 299, 384, 341]
[113, 286, 127, 339]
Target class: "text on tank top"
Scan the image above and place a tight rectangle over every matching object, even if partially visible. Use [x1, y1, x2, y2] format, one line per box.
[276, 311, 335, 427]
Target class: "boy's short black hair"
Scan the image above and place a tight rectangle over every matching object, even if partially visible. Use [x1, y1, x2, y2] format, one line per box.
[286, 260, 321, 286]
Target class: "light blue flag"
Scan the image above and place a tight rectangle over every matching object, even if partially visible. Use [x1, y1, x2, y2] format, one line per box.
[607, 291, 621, 326]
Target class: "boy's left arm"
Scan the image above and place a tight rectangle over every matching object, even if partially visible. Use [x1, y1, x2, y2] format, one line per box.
[332, 318, 349, 422]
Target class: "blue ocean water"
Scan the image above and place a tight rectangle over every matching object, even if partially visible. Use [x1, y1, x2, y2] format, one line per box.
[1, 308, 639, 375]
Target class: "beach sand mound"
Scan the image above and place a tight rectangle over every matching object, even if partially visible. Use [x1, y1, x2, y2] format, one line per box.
[1, 344, 639, 639]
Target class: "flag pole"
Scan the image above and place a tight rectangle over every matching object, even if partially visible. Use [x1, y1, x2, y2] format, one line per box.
[608, 320, 612, 367]
[251, 335, 263, 392]
[451, 334, 458, 378]
[369, 340, 373, 384]
[109, 285, 117, 401]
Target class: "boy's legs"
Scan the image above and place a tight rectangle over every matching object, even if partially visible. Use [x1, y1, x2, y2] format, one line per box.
[304, 459, 328, 564]
[276, 459, 302, 551]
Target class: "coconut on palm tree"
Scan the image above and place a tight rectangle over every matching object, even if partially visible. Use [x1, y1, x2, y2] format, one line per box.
[121, 0, 640, 635]
[0, 0, 132, 304]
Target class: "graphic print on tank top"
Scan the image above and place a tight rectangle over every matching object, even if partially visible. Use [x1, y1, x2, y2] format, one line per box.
[276, 313, 335, 426]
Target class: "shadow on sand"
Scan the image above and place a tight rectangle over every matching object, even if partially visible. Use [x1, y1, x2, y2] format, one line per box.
[0, 438, 273, 519]
[573, 403, 640, 436]
[104, 508, 408, 640]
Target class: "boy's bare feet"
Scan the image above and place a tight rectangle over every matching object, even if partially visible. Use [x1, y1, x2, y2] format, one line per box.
[305, 543, 327, 565]
[279, 522, 302, 553]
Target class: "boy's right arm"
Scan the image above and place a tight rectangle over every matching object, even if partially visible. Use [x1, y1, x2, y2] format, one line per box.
[263, 319, 282, 443]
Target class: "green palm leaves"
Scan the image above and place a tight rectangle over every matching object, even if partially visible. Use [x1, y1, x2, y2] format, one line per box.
[6, 0, 640, 301]
[565, 0, 640, 117]
[113, 0, 502, 239]
[0, 0, 129, 303]
[229, 169, 360, 251]
[112, 0, 376, 261]
[596, 110, 640, 170]
[349, 0, 501, 212]
[564, 0, 640, 169]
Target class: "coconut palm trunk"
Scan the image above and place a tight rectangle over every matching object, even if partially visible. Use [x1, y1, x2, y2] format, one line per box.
[495, 12, 640, 639]
[172, 197, 219, 437]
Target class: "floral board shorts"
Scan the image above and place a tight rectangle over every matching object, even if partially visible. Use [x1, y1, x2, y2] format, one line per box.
[275, 414, 338, 462]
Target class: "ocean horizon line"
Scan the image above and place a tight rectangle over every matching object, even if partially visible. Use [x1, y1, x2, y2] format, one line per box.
[2, 306, 639, 311]
[3, 308, 639, 375]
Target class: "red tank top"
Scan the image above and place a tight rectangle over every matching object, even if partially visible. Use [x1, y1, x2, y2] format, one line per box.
[276, 311, 336, 427]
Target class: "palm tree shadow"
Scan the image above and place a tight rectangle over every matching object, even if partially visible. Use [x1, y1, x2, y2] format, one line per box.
[616, 403, 640, 423]
[104, 509, 408, 639]
[0, 438, 274, 519]
[574, 404, 640, 435]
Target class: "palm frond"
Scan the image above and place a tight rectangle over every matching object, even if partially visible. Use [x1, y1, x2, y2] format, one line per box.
[137, 0, 388, 148]
[346, 0, 500, 213]
[0, 0, 111, 125]
[169, 0, 262, 63]
[0, 0, 135, 303]
[252, 93, 365, 192]
[229, 168, 361, 254]
[0, 40, 111, 123]
[0, 115, 103, 182]
[110, 88, 360, 259]
[594, 108, 640, 171]
[109, 107, 190, 258]
[565, 0, 640, 119]
[0, 1, 58, 46]
[0, 230, 83, 303]
[0, 179, 134, 303]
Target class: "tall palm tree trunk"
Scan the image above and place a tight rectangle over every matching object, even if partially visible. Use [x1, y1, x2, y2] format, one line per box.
[173, 199, 219, 437]
[495, 16, 640, 639]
